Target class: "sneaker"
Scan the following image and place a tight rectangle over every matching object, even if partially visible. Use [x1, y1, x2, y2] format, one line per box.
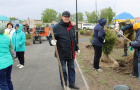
[129, 74, 138, 78]
[69, 85, 80, 89]
[17, 64, 21, 67]
[66, 87, 71, 90]
[15, 57, 18, 60]
[95, 68, 103, 72]
[19, 65, 24, 69]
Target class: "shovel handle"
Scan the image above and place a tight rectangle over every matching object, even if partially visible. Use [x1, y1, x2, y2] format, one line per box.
[50, 27, 67, 90]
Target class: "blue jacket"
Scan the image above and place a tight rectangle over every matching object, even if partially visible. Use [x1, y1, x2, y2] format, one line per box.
[92, 18, 107, 46]
[12, 24, 26, 52]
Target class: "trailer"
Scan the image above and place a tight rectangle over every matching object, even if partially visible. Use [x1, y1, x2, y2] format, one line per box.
[32, 27, 49, 44]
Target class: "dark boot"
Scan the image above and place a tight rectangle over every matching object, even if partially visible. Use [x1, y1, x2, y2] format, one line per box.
[69, 85, 80, 89]
[122, 52, 127, 57]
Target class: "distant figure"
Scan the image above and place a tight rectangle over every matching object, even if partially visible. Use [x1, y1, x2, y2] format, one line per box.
[51, 24, 55, 28]
[115, 21, 119, 30]
[23, 24, 30, 34]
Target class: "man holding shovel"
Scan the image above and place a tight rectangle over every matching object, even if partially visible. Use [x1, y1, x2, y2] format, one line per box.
[120, 19, 135, 57]
[49, 10, 80, 89]
[117, 21, 140, 78]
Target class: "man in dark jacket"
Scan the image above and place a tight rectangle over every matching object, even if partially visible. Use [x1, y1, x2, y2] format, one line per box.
[121, 22, 140, 78]
[121, 19, 135, 57]
[49, 10, 80, 89]
[92, 18, 107, 72]
[130, 28, 140, 78]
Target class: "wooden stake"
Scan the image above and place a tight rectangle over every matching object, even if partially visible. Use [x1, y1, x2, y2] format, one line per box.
[114, 29, 131, 42]
[50, 27, 67, 90]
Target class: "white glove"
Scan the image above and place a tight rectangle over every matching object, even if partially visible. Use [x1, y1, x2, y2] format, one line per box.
[51, 40, 57, 45]
[77, 50, 80, 55]
[103, 39, 105, 43]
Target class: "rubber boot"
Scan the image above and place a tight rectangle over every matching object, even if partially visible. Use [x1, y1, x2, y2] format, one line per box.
[122, 52, 127, 57]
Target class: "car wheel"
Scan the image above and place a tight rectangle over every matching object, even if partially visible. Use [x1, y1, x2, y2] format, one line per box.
[33, 36, 35, 44]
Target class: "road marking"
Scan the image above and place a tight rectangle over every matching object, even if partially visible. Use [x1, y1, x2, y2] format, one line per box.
[75, 58, 90, 90]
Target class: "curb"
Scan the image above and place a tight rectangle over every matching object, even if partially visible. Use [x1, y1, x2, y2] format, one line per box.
[75, 58, 90, 90]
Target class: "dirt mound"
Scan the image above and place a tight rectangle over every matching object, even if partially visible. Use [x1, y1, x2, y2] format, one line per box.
[86, 45, 93, 49]
[114, 55, 133, 75]
[115, 39, 124, 49]
[100, 57, 119, 68]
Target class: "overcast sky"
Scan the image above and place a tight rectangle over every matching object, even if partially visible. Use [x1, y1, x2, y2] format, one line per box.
[0, 0, 140, 20]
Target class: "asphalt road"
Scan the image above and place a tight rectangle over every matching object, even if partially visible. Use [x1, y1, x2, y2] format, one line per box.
[11, 38, 86, 90]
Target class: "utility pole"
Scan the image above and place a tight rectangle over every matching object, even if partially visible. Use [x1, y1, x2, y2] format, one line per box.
[95, 0, 97, 24]
[76, 0, 78, 44]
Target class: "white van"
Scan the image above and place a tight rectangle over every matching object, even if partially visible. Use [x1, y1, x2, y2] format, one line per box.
[82, 23, 95, 30]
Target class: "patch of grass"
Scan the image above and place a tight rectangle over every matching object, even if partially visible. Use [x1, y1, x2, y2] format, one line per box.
[107, 72, 111, 76]
[101, 81, 107, 85]
[97, 80, 101, 83]
[113, 76, 117, 80]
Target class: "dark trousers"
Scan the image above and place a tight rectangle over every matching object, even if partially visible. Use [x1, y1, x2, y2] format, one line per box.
[133, 50, 138, 77]
[93, 45, 102, 69]
[0, 65, 13, 90]
[16, 52, 25, 65]
[59, 59, 75, 86]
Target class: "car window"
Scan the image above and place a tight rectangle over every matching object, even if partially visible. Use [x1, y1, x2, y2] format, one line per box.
[83, 24, 92, 26]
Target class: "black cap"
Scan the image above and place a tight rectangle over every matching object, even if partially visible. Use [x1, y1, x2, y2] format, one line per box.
[62, 11, 70, 16]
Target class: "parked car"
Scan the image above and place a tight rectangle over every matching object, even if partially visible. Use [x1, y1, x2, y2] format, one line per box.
[82, 23, 95, 30]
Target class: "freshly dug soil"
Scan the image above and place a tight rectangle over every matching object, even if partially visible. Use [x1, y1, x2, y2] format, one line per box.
[115, 39, 124, 49]
[114, 55, 133, 75]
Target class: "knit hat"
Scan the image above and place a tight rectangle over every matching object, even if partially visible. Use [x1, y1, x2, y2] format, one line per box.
[16, 24, 19, 27]
[126, 19, 131, 24]
[62, 11, 70, 17]
[0, 21, 5, 34]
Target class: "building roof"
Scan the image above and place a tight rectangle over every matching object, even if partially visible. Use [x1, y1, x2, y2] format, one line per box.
[113, 12, 135, 20]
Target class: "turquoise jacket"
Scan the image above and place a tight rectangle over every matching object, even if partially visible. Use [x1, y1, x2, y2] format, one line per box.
[0, 22, 14, 70]
[12, 24, 26, 52]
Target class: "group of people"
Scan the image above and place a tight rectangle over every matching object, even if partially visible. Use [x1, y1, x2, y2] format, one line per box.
[0, 22, 26, 90]
[1, 10, 140, 90]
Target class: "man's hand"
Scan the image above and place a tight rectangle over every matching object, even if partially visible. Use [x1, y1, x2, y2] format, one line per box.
[129, 41, 131, 46]
[77, 50, 80, 55]
[51, 40, 57, 46]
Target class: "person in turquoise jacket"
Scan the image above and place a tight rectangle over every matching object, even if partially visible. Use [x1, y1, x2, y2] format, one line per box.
[12, 24, 26, 69]
[0, 22, 14, 90]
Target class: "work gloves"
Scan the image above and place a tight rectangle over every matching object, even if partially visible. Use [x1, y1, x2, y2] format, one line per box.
[51, 40, 57, 46]
[129, 41, 134, 51]
[77, 50, 80, 55]
[103, 39, 105, 43]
